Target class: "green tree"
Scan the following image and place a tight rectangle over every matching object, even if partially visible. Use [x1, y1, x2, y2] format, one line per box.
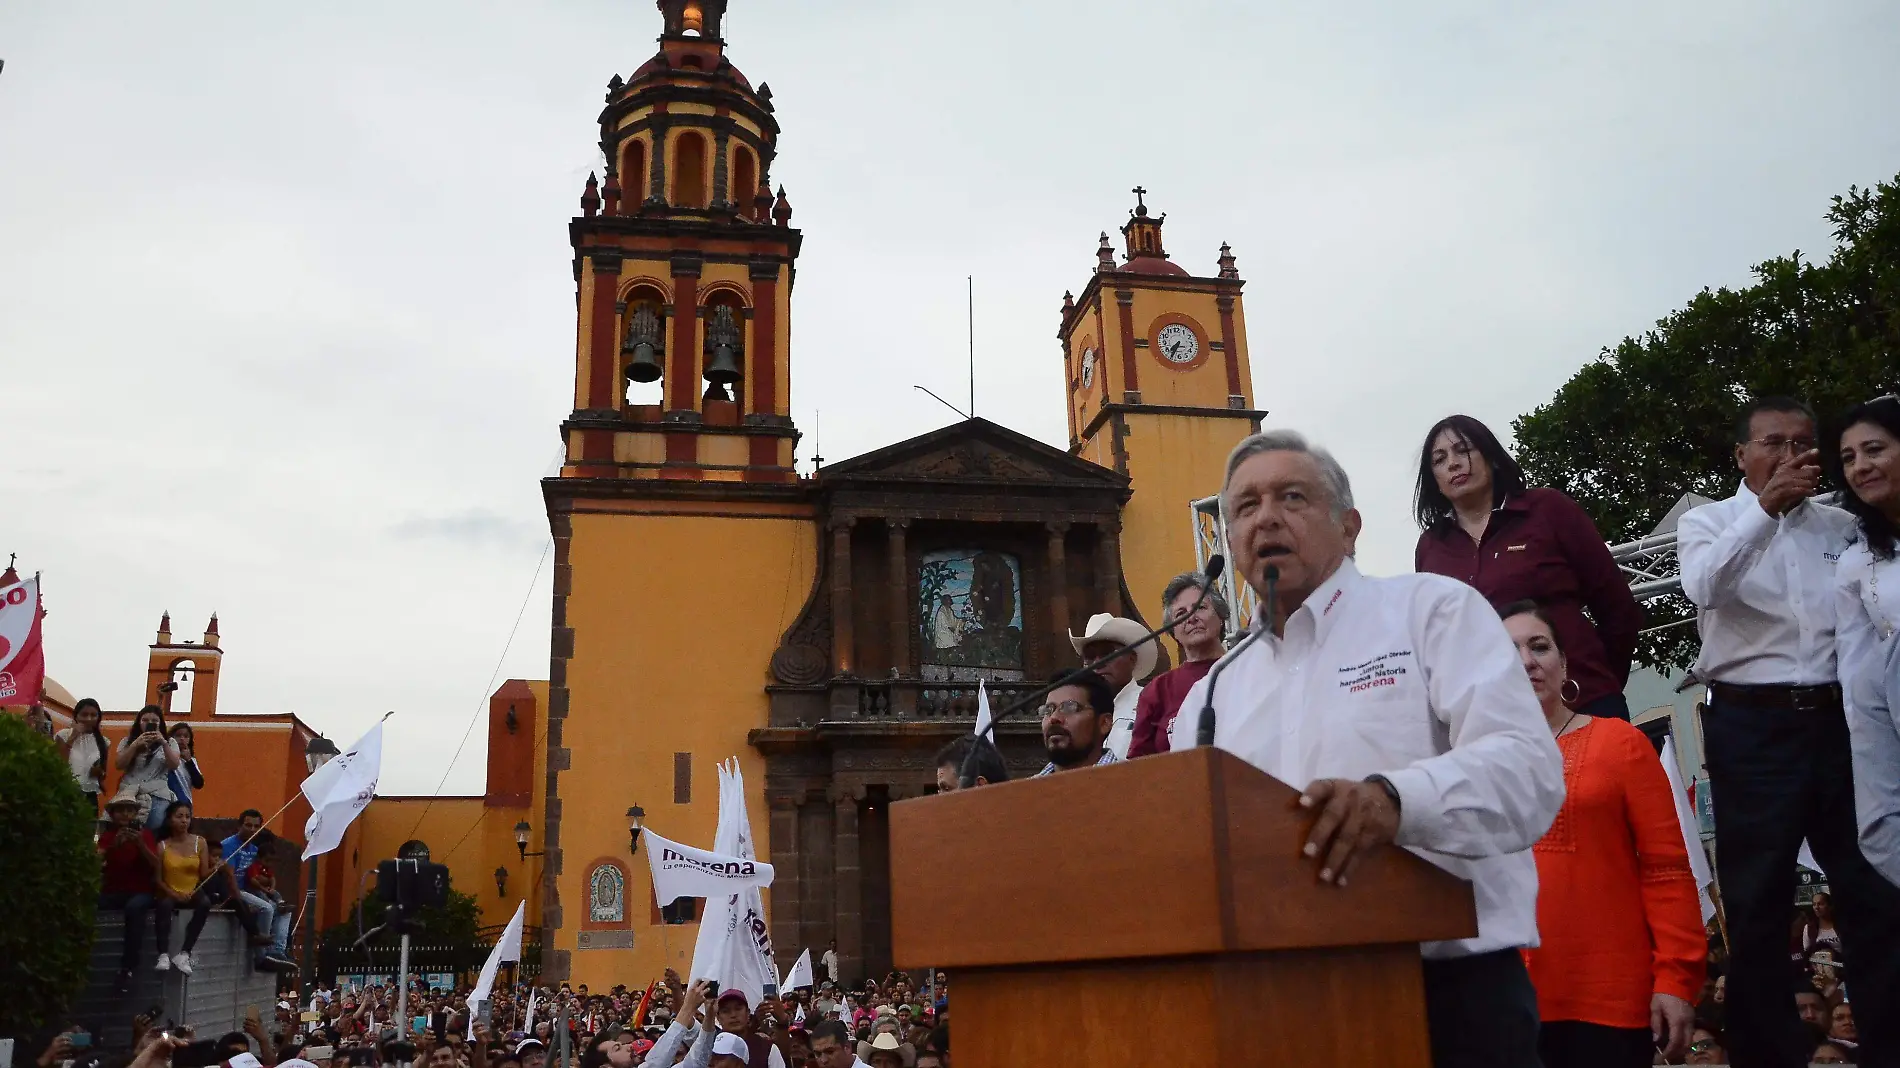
[0, 714, 101, 1039]
[322, 887, 482, 949]
[1514, 172, 1900, 670]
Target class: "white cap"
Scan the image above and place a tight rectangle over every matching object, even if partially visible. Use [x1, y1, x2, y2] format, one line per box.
[712, 1033, 748, 1059]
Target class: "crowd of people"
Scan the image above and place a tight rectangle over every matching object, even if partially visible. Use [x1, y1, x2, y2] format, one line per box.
[64, 695, 305, 993]
[32, 971, 950, 1068]
[925, 399, 1900, 1066]
[28, 396, 1900, 1068]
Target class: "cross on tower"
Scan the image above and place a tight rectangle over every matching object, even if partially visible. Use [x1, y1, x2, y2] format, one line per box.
[1132, 186, 1148, 211]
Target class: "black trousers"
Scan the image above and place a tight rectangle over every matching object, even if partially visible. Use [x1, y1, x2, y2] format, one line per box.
[1423, 949, 1542, 1068]
[154, 892, 212, 954]
[99, 892, 155, 971]
[1538, 1020, 1651, 1068]
[1705, 687, 1900, 1068]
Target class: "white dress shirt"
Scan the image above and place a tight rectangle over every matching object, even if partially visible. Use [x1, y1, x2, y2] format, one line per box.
[1167, 560, 1564, 958]
[1678, 481, 1855, 685]
[1834, 541, 1900, 887]
[1104, 680, 1143, 759]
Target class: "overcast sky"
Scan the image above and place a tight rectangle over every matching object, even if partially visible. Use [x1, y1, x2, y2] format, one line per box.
[3, 2, 1895, 794]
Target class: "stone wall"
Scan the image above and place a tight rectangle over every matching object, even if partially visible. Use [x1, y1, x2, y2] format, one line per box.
[71, 911, 278, 1047]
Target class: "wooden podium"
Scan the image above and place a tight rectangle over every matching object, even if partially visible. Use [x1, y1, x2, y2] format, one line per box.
[889, 746, 1478, 1066]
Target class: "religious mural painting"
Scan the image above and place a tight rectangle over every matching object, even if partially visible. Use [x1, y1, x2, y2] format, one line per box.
[589, 863, 625, 924]
[918, 548, 1024, 682]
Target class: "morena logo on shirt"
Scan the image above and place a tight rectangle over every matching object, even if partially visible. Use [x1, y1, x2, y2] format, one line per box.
[1338, 650, 1414, 694]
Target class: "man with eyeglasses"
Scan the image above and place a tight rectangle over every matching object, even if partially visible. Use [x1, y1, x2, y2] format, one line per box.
[1033, 669, 1122, 775]
[1679, 395, 1900, 1068]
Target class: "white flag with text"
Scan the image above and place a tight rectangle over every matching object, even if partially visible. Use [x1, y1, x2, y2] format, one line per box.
[645, 827, 776, 904]
[780, 947, 813, 992]
[301, 722, 384, 860]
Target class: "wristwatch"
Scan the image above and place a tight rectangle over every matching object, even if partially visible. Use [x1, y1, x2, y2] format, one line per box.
[1363, 774, 1403, 816]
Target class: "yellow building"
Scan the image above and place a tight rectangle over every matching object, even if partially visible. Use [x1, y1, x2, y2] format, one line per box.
[495, 0, 1269, 988]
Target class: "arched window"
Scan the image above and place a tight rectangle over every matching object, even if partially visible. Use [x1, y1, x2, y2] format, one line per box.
[588, 863, 626, 923]
[398, 840, 431, 862]
[622, 284, 667, 406]
[674, 131, 708, 209]
[731, 146, 757, 220]
[622, 139, 648, 205]
[701, 293, 746, 404]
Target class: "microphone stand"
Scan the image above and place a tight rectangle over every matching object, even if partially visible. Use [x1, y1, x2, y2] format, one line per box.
[1196, 565, 1276, 748]
[956, 556, 1226, 788]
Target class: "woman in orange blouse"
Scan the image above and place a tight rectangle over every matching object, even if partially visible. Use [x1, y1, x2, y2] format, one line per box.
[1501, 601, 1706, 1068]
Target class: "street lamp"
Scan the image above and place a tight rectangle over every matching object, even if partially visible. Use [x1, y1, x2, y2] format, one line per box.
[514, 821, 546, 861]
[494, 866, 509, 899]
[300, 735, 340, 1002]
[626, 806, 646, 855]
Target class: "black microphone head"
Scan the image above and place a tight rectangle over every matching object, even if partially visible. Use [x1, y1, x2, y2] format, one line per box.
[1203, 554, 1225, 581]
[1264, 564, 1280, 584]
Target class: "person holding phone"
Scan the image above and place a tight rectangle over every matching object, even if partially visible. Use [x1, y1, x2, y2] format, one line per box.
[56, 697, 110, 811]
[116, 705, 181, 831]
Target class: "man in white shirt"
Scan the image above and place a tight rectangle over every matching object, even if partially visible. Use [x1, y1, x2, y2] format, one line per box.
[1678, 396, 1900, 1068]
[1069, 613, 1155, 759]
[820, 941, 839, 986]
[1170, 429, 1563, 1068]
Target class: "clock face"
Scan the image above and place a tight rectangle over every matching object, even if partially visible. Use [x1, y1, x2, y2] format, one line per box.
[1080, 346, 1096, 388]
[1156, 323, 1199, 364]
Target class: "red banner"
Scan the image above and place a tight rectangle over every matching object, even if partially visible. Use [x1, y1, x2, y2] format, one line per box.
[0, 573, 45, 706]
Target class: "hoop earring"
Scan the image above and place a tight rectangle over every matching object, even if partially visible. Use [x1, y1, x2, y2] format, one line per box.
[1561, 678, 1581, 706]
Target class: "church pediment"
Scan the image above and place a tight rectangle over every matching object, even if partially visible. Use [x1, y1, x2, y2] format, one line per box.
[818, 417, 1127, 490]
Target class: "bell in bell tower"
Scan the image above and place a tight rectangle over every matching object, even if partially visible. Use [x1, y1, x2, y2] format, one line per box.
[560, 0, 800, 483]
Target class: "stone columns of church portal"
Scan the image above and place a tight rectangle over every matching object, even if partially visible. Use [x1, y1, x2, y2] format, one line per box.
[832, 787, 865, 987]
[1047, 522, 1071, 664]
[830, 518, 855, 674]
[886, 519, 908, 674]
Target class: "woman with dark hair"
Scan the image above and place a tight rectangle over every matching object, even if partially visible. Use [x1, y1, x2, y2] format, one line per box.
[1500, 601, 1704, 1068]
[116, 704, 181, 830]
[152, 799, 215, 974]
[165, 722, 205, 807]
[1830, 394, 1900, 888]
[1414, 415, 1643, 719]
[56, 696, 110, 810]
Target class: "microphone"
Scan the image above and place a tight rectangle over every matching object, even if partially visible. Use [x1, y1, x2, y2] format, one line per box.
[1196, 564, 1276, 748]
[956, 555, 1226, 787]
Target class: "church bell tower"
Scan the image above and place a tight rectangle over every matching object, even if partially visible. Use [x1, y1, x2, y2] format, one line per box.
[1059, 188, 1266, 623]
[563, 0, 800, 482]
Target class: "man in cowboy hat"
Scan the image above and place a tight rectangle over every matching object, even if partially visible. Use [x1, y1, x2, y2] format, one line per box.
[99, 784, 161, 994]
[1068, 612, 1156, 759]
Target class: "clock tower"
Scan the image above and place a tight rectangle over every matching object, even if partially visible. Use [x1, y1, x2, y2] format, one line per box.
[1059, 189, 1265, 629]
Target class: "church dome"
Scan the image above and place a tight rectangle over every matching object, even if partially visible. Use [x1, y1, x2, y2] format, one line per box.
[1119, 254, 1188, 276]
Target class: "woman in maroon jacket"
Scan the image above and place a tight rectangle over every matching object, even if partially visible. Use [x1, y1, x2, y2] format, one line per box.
[1413, 414, 1643, 719]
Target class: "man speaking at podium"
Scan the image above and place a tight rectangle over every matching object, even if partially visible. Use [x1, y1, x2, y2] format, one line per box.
[1169, 430, 1565, 1068]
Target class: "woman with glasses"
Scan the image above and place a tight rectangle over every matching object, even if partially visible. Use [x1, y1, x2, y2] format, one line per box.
[1413, 415, 1643, 719]
[1830, 394, 1900, 888]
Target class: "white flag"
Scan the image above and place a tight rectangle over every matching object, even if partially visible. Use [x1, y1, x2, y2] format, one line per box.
[301, 722, 384, 860]
[468, 901, 526, 1038]
[974, 680, 995, 743]
[1660, 738, 1717, 923]
[524, 987, 539, 1031]
[689, 759, 779, 1008]
[645, 828, 776, 904]
[780, 948, 813, 992]
[1797, 840, 1825, 875]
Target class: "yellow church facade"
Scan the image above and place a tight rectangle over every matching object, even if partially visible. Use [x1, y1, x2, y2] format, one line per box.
[406, 0, 1268, 988]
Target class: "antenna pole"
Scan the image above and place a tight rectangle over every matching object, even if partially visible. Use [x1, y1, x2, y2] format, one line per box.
[967, 275, 975, 418]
